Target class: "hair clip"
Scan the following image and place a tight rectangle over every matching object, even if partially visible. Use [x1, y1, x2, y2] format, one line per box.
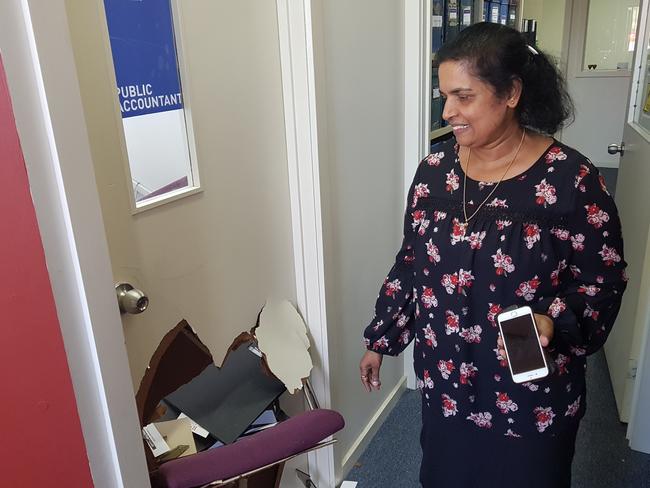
[527, 44, 539, 56]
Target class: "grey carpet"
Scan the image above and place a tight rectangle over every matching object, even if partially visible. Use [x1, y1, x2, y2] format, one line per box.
[345, 350, 650, 487]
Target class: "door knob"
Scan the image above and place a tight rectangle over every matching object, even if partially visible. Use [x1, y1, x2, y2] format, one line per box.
[115, 282, 149, 314]
[607, 142, 625, 156]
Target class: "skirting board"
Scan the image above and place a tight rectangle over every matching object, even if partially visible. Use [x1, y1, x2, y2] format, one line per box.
[340, 376, 408, 479]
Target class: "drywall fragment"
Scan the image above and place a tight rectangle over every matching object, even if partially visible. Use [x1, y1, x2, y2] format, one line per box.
[256, 300, 313, 394]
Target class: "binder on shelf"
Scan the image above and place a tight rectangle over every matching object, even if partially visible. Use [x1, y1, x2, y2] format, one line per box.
[431, 69, 442, 131]
[507, 3, 517, 28]
[489, 1, 500, 23]
[482, 1, 489, 22]
[499, 1, 509, 25]
[459, 0, 473, 31]
[445, 0, 459, 43]
[432, 0, 445, 52]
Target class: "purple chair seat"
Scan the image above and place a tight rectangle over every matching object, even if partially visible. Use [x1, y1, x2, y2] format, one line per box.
[156, 408, 344, 488]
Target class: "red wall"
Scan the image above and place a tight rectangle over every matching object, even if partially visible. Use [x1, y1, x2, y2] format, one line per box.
[0, 57, 94, 486]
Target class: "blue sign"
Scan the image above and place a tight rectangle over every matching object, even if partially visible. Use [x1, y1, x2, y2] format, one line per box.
[103, 0, 183, 118]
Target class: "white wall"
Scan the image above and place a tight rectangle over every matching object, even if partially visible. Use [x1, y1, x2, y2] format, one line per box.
[522, 0, 566, 61]
[312, 0, 407, 481]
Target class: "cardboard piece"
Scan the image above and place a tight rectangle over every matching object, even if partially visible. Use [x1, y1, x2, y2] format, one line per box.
[154, 418, 196, 458]
[256, 300, 313, 393]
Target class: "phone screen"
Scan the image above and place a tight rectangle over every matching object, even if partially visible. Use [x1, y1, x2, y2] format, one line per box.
[500, 314, 545, 374]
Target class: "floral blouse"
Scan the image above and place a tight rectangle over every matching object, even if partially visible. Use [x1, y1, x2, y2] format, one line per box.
[363, 137, 627, 438]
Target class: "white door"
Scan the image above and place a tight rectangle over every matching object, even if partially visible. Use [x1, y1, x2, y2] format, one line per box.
[617, 0, 650, 451]
[63, 0, 330, 486]
[563, 0, 640, 169]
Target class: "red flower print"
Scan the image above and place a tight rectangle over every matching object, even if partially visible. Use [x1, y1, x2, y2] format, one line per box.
[496, 392, 519, 414]
[466, 412, 493, 428]
[533, 406, 556, 433]
[575, 163, 590, 188]
[399, 329, 410, 345]
[426, 239, 441, 264]
[437, 359, 455, 379]
[411, 183, 430, 207]
[496, 219, 512, 230]
[547, 298, 566, 319]
[486, 198, 508, 208]
[467, 231, 486, 249]
[441, 268, 474, 295]
[598, 175, 611, 195]
[384, 278, 402, 298]
[578, 285, 600, 296]
[421, 287, 438, 309]
[550, 259, 567, 286]
[372, 335, 389, 350]
[550, 227, 570, 241]
[534, 179, 557, 206]
[545, 146, 567, 164]
[450, 218, 467, 245]
[460, 325, 482, 344]
[433, 210, 447, 222]
[515, 275, 541, 301]
[492, 248, 515, 276]
[583, 305, 600, 321]
[555, 354, 570, 375]
[585, 203, 610, 228]
[396, 313, 410, 328]
[411, 210, 430, 235]
[425, 151, 444, 166]
[442, 394, 458, 417]
[598, 244, 621, 266]
[565, 396, 581, 417]
[523, 223, 541, 249]
[445, 310, 460, 335]
[446, 169, 460, 193]
[422, 324, 438, 348]
[460, 362, 478, 385]
[571, 233, 585, 251]
[487, 303, 502, 327]
[422, 369, 434, 389]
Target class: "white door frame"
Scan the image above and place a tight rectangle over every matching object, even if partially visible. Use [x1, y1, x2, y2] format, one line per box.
[1, 0, 334, 486]
[403, 0, 432, 390]
[275, 1, 335, 485]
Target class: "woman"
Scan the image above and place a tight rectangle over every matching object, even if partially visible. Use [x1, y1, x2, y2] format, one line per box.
[360, 23, 627, 487]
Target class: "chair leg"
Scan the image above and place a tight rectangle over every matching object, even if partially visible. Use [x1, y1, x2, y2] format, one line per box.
[295, 469, 317, 487]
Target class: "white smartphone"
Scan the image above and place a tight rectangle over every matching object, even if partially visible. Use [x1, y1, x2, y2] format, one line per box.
[497, 306, 549, 383]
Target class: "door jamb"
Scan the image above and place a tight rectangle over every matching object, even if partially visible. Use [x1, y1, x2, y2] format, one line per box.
[275, 1, 336, 485]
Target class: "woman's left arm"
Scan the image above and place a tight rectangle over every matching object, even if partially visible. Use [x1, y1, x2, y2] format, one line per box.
[532, 164, 628, 356]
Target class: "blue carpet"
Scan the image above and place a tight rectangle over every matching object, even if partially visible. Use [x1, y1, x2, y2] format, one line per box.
[346, 350, 650, 487]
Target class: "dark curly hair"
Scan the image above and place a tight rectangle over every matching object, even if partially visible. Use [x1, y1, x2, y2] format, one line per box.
[437, 22, 574, 135]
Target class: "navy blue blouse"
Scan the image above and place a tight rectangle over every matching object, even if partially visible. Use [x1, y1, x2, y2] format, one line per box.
[364, 137, 627, 438]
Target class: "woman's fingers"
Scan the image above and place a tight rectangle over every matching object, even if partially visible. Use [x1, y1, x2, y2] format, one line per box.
[360, 351, 383, 392]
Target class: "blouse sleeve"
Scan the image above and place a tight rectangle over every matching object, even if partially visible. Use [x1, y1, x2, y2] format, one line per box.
[362, 163, 424, 356]
[532, 163, 627, 356]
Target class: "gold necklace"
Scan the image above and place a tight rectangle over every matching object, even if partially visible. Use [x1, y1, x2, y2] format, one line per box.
[462, 128, 526, 226]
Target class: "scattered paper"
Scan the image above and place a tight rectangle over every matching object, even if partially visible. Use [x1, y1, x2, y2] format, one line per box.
[178, 413, 210, 438]
[340, 482, 358, 488]
[142, 423, 170, 457]
[154, 418, 196, 458]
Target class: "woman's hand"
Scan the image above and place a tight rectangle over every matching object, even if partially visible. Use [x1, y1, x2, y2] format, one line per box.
[497, 313, 554, 364]
[360, 350, 383, 392]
